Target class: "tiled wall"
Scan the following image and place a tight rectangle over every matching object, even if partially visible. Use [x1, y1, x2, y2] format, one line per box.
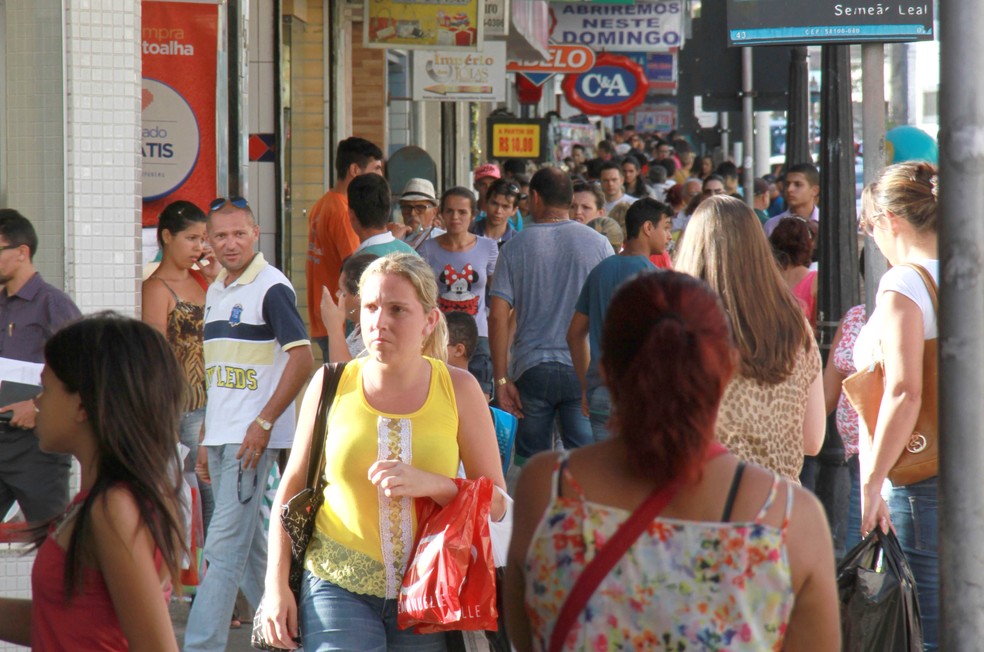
[63, 0, 143, 315]
[0, 3, 141, 650]
[249, 0, 279, 266]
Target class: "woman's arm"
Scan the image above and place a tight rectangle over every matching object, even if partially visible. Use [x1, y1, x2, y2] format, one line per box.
[803, 367, 826, 457]
[320, 287, 353, 363]
[860, 292, 926, 535]
[92, 486, 179, 652]
[783, 485, 841, 651]
[140, 278, 173, 335]
[504, 453, 557, 652]
[0, 599, 31, 645]
[822, 318, 847, 415]
[260, 366, 326, 650]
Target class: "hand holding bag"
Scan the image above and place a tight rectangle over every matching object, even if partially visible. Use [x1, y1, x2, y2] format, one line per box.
[841, 263, 938, 486]
[252, 362, 346, 651]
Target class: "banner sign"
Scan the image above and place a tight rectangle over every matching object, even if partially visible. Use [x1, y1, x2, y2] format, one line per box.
[618, 51, 676, 91]
[562, 53, 648, 117]
[632, 103, 677, 133]
[412, 42, 507, 102]
[548, 0, 683, 52]
[142, 1, 218, 227]
[507, 44, 595, 74]
[365, 0, 485, 50]
[727, 0, 933, 46]
[487, 118, 549, 160]
[485, 0, 509, 37]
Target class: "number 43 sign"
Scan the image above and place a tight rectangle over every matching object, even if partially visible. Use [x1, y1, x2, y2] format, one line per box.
[562, 53, 649, 117]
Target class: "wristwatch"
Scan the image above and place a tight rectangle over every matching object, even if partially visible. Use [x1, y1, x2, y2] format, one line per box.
[495, 377, 511, 387]
[254, 416, 273, 431]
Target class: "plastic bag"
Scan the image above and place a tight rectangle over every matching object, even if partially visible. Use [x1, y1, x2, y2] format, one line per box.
[398, 477, 498, 633]
[837, 529, 923, 651]
[179, 471, 205, 587]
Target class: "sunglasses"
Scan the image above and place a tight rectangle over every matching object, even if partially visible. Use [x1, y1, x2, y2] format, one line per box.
[209, 196, 250, 212]
[237, 459, 259, 505]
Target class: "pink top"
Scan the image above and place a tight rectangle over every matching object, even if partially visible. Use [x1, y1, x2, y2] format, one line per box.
[792, 270, 817, 326]
[833, 305, 866, 458]
[31, 491, 167, 651]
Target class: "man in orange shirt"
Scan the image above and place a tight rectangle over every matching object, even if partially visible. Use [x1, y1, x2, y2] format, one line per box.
[306, 137, 383, 358]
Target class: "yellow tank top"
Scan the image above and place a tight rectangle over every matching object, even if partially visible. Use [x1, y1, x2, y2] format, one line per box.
[304, 356, 460, 598]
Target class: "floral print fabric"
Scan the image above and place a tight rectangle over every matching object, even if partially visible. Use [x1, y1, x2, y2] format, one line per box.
[524, 455, 795, 651]
[834, 304, 866, 458]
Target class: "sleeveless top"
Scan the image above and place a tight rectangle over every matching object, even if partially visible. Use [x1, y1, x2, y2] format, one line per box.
[305, 356, 460, 599]
[792, 270, 817, 326]
[154, 277, 206, 411]
[32, 491, 167, 651]
[525, 454, 795, 652]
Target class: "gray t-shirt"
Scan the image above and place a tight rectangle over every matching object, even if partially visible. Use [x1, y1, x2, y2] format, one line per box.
[490, 220, 613, 379]
[418, 236, 498, 337]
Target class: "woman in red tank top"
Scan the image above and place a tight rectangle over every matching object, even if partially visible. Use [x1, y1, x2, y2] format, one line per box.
[0, 315, 187, 651]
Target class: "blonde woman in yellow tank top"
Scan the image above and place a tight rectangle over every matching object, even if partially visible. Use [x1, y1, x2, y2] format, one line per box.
[261, 253, 507, 651]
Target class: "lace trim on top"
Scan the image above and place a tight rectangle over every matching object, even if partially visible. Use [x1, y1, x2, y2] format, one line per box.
[304, 528, 386, 597]
[378, 416, 414, 599]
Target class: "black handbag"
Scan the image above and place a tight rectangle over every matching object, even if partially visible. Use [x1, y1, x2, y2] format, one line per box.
[252, 362, 346, 651]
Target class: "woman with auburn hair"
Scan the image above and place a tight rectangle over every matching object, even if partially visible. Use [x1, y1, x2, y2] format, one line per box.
[0, 314, 187, 650]
[675, 195, 825, 481]
[770, 215, 819, 328]
[855, 161, 940, 650]
[505, 270, 839, 651]
[261, 253, 506, 651]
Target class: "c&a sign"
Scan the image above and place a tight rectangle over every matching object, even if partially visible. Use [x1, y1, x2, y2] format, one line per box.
[561, 53, 648, 117]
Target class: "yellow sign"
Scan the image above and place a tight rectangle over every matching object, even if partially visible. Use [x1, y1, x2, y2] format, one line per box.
[364, 0, 485, 50]
[491, 123, 541, 159]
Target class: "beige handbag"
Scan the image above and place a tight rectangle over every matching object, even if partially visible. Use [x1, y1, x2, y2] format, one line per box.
[841, 263, 938, 486]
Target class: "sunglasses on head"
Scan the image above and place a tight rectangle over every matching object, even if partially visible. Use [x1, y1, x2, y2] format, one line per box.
[209, 196, 250, 212]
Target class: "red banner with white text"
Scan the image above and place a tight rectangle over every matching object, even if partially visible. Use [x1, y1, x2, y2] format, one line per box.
[141, 1, 218, 227]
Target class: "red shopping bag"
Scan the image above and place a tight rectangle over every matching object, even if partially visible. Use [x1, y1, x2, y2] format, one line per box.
[398, 477, 498, 633]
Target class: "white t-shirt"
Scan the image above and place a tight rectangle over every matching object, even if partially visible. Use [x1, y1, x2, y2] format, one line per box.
[853, 259, 938, 370]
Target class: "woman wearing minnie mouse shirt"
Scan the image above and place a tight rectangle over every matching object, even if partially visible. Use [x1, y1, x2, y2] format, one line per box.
[419, 187, 498, 397]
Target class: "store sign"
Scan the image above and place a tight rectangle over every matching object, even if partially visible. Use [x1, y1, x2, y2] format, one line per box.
[616, 52, 676, 91]
[548, 0, 683, 52]
[365, 0, 485, 50]
[487, 118, 548, 161]
[507, 44, 595, 73]
[632, 103, 677, 133]
[727, 0, 933, 46]
[412, 42, 506, 102]
[562, 53, 648, 117]
[142, 1, 218, 227]
[485, 0, 509, 37]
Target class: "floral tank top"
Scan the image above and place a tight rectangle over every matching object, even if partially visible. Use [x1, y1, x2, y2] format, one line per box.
[525, 454, 796, 651]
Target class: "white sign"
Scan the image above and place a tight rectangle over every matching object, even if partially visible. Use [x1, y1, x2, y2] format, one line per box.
[412, 42, 507, 102]
[141, 78, 201, 200]
[548, 0, 684, 52]
[485, 0, 509, 37]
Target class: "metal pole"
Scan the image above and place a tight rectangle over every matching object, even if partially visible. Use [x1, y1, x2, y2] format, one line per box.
[817, 44, 859, 352]
[441, 103, 457, 192]
[786, 46, 811, 168]
[861, 44, 888, 315]
[720, 112, 730, 159]
[940, 0, 984, 645]
[755, 111, 771, 176]
[741, 47, 755, 207]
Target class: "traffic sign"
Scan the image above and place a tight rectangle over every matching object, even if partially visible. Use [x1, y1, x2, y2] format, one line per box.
[561, 52, 649, 117]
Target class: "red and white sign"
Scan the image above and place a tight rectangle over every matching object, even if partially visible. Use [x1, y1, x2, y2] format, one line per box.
[562, 52, 648, 117]
[507, 44, 595, 74]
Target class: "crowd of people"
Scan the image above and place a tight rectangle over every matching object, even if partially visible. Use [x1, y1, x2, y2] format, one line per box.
[0, 123, 942, 651]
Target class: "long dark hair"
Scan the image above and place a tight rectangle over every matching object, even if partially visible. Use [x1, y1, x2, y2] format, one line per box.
[45, 313, 186, 597]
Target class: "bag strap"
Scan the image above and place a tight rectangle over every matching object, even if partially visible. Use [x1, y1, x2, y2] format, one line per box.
[897, 263, 939, 316]
[305, 362, 347, 493]
[547, 443, 728, 652]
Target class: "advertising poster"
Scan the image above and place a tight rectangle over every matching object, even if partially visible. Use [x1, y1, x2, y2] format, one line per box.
[141, 1, 218, 228]
[488, 119, 547, 160]
[548, 0, 683, 52]
[484, 0, 509, 37]
[365, 0, 486, 50]
[412, 42, 507, 102]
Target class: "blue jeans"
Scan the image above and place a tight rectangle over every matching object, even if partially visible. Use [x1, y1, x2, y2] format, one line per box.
[844, 455, 862, 553]
[299, 572, 447, 652]
[513, 362, 593, 461]
[179, 408, 214, 530]
[184, 444, 279, 652]
[586, 385, 611, 442]
[888, 476, 938, 651]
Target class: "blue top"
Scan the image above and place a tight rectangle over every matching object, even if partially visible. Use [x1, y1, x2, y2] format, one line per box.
[490, 220, 613, 379]
[574, 255, 656, 390]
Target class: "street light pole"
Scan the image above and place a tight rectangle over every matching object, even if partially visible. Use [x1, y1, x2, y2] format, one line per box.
[939, 1, 984, 646]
